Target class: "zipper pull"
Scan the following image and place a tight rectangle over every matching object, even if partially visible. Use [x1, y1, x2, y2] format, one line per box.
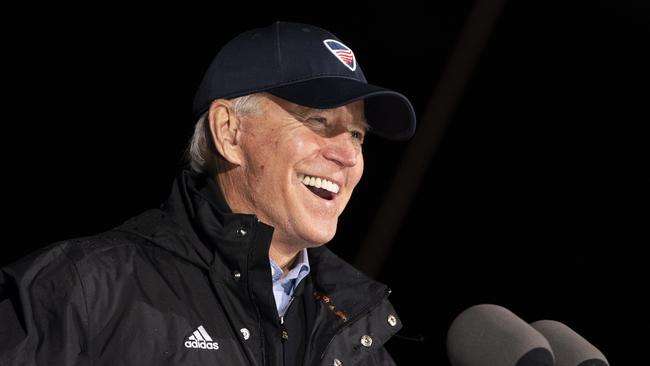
[279, 316, 289, 342]
[280, 325, 289, 342]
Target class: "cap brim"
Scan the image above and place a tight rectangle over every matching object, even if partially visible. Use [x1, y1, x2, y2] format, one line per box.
[267, 77, 416, 140]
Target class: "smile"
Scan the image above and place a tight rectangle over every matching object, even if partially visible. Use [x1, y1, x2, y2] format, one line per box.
[298, 174, 339, 201]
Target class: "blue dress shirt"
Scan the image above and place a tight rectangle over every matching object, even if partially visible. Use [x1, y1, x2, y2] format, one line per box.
[269, 249, 311, 317]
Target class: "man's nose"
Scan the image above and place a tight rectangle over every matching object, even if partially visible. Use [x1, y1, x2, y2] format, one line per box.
[322, 134, 359, 167]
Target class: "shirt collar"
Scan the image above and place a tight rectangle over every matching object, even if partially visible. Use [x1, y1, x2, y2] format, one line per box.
[270, 248, 311, 285]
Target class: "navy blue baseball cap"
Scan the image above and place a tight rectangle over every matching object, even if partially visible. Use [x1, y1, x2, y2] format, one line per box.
[193, 21, 416, 140]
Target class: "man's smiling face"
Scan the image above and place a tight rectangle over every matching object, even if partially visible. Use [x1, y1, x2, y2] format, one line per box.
[232, 94, 367, 249]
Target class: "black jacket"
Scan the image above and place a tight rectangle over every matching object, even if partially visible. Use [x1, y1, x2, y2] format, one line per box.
[0, 168, 402, 365]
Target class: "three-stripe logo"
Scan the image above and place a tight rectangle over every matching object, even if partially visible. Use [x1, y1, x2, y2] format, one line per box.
[184, 325, 220, 350]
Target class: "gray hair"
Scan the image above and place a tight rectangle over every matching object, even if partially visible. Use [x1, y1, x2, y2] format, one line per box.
[183, 93, 265, 176]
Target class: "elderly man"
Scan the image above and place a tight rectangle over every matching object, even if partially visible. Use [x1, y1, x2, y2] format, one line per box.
[0, 21, 415, 365]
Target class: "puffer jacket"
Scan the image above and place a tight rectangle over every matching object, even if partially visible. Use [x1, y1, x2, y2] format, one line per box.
[0, 168, 402, 365]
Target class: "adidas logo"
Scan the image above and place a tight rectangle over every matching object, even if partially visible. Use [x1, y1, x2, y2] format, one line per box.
[184, 325, 220, 350]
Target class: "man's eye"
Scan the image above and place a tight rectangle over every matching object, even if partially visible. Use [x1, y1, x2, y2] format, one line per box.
[351, 130, 365, 142]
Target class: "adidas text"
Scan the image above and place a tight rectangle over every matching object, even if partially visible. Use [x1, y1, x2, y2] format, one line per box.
[184, 340, 219, 350]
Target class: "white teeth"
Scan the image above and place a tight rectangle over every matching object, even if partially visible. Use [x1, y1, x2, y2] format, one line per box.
[298, 174, 340, 194]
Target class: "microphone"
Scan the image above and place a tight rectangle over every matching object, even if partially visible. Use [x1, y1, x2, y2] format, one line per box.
[447, 304, 554, 366]
[531, 320, 609, 366]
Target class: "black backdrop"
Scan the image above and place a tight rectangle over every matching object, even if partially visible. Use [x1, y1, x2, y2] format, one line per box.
[3, 1, 648, 364]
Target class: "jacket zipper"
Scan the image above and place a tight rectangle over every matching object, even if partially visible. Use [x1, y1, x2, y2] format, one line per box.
[278, 295, 296, 366]
[280, 295, 295, 342]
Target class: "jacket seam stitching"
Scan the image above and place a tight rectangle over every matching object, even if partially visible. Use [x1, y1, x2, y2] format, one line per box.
[60, 245, 93, 366]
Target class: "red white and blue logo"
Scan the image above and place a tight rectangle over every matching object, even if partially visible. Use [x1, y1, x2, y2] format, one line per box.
[323, 39, 356, 71]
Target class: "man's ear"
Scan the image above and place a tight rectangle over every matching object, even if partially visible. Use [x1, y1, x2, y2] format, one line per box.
[208, 99, 244, 166]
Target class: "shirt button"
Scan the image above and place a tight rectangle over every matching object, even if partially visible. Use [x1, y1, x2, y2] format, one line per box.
[333, 358, 342, 366]
[360, 335, 373, 347]
[387, 314, 397, 327]
[233, 270, 241, 280]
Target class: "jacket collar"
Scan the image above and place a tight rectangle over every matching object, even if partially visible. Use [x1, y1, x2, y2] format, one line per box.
[160, 167, 270, 273]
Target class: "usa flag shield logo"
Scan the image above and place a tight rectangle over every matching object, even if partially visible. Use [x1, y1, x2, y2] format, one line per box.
[323, 39, 356, 71]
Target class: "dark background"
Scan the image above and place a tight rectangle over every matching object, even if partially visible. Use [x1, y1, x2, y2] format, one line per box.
[3, 1, 648, 364]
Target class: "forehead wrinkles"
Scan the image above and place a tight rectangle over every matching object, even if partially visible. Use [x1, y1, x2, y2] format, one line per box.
[290, 104, 326, 119]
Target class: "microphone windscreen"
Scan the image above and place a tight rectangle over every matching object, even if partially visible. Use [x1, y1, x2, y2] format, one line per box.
[530, 320, 609, 366]
[447, 304, 554, 366]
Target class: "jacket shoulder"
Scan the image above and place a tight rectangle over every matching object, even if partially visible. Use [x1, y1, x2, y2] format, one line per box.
[2, 224, 153, 281]
[0, 212, 168, 364]
[0, 208, 176, 309]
